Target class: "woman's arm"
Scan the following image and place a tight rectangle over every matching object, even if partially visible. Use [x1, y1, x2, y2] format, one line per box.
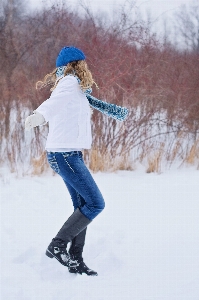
[25, 75, 78, 131]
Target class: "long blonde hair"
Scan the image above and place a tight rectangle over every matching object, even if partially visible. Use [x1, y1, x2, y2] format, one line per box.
[36, 60, 97, 91]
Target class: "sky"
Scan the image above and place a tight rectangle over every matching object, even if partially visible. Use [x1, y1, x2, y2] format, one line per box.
[28, 0, 195, 40]
[29, 0, 193, 20]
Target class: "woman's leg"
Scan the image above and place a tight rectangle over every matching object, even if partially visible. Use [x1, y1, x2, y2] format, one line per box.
[62, 179, 88, 254]
[46, 151, 104, 273]
[55, 151, 105, 221]
[61, 180, 87, 254]
[47, 151, 105, 220]
[62, 178, 86, 211]
[46, 152, 91, 267]
[46, 208, 91, 267]
[62, 179, 97, 275]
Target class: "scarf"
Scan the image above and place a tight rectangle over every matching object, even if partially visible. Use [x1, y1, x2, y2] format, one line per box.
[56, 67, 129, 122]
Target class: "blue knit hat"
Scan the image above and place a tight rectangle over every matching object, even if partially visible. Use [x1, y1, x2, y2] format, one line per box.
[56, 46, 86, 67]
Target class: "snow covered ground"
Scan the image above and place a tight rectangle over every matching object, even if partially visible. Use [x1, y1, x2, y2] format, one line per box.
[1, 166, 199, 300]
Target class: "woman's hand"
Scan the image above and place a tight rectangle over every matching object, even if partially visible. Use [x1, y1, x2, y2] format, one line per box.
[25, 111, 46, 131]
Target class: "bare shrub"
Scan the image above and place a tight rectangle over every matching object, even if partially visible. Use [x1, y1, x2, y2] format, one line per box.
[146, 143, 165, 174]
[185, 139, 199, 165]
[31, 151, 48, 176]
[0, 0, 199, 175]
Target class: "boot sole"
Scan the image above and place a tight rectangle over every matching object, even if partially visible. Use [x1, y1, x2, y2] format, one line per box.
[46, 250, 54, 258]
[69, 269, 82, 275]
[69, 267, 98, 276]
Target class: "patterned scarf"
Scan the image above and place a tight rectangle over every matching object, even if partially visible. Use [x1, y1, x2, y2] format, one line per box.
[56, 66, 129, 122]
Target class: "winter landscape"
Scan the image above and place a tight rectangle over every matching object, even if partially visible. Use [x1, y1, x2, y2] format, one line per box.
[1, 164, 199, 300]
[1, 0, 199, 299]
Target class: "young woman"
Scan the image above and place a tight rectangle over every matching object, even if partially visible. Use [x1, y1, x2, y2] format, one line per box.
[25, 46, 105, 276]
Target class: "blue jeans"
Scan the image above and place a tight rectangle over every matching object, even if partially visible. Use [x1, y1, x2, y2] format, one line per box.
[46, 151, 105, 220]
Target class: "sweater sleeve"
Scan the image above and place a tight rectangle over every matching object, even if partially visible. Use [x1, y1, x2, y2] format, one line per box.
[35, 75, 79, 122]
[35, 99, 52, 122]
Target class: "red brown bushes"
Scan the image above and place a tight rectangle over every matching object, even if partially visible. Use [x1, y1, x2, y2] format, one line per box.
[0, 0, 199, 174]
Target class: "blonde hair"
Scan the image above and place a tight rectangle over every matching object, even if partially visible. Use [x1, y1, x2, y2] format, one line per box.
[36, 60, 97, 91]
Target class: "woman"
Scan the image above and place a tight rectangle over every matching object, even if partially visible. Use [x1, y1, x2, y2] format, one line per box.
[25, 46, 105, 276]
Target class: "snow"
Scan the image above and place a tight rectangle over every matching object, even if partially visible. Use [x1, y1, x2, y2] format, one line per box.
[1, 166, 199, 299]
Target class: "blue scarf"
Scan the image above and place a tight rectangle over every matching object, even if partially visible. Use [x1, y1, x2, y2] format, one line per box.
[56, 67, 129, 122]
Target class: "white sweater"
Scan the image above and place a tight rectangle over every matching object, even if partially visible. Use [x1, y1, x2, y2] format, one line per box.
[36, 75, 92, 150]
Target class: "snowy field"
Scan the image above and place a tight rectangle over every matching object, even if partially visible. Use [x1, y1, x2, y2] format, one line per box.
[1, 166, 199, 300]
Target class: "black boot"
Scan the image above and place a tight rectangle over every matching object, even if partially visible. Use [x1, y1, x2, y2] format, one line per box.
[69, 250, 98, 276]
[68, 228, 98, 276]
[46, 238, 78, 267]
[55, 208, 92, 242]
[46, 208, 91, 268]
